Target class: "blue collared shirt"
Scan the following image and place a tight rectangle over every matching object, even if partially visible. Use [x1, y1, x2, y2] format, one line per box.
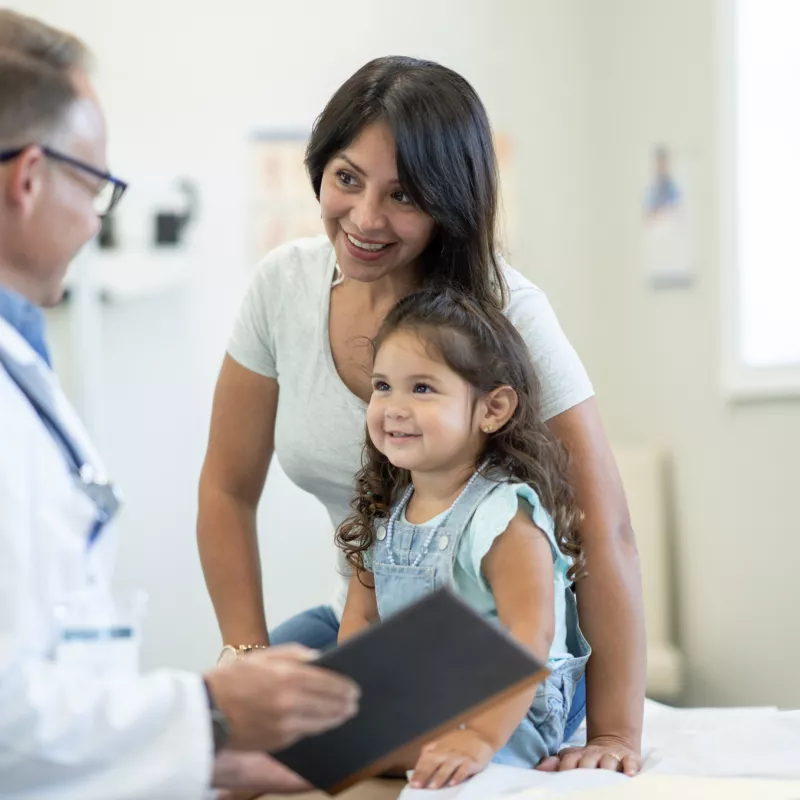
[0, 283, 51, 366]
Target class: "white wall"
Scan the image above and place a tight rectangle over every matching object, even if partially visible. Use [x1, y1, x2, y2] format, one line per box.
[582, 0, 800, 708]
[17, 0, 593, 673]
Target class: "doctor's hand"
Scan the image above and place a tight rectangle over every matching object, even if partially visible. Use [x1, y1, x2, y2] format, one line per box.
[212, 750, 310, 793]
[204, 643, 360, 752]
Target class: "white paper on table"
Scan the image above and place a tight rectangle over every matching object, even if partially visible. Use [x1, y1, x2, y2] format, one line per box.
[644, 711, 800, 779]
[398, 765, 629, 800]
[560, 774, 800, 800]
[398, 700, 800, 798]
[640, 702, 777, 748]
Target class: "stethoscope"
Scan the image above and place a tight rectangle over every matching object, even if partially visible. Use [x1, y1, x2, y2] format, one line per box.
[0, 344, 122, 546]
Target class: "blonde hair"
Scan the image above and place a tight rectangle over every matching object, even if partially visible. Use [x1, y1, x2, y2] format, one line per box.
[0, 10, 89, 71]
[0, 10, 90, 146]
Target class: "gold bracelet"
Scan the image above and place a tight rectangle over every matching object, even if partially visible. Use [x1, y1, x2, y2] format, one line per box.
[217, 644, 269, 666]
[237, 644, 269, 656]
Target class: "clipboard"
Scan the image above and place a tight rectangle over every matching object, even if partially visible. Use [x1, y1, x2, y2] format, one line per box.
[272, 587, 549, 795]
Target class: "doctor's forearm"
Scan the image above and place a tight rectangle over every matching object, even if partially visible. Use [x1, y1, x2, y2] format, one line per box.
[0, 659, 213, 797]
[212, 750, 309, 793]
[198, 484, 269, 645]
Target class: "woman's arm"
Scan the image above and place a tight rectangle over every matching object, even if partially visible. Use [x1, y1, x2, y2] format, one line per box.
[542, 397, 646, 775]
[197, 355, 278, 647]
[338, 572, 378, 643]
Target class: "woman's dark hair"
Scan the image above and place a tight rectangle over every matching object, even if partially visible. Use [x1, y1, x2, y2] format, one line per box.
[305, 56, 507, 309]
[336, 286, 585, 580]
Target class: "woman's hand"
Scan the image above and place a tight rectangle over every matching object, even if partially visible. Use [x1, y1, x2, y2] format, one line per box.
[536, 735, 642, 776]
[409, 729, 494, 789]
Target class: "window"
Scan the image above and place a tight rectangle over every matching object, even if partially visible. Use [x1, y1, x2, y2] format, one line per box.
[722, 0, 800, 398]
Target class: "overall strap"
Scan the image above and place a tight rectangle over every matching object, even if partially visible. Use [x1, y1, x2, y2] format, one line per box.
[444, 472, 507, 536]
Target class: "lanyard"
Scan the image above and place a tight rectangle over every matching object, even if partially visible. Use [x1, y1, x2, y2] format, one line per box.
[0, 346, 122, 546]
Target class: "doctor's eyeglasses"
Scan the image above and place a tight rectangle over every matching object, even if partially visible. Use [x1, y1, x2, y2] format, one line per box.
[0, 144, 128, 217]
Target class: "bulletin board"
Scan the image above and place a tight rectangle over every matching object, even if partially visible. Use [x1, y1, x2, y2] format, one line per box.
[249, 131, 323, 262]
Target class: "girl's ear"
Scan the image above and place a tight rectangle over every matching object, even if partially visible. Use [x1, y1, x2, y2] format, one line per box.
[478, 385, 518, 434]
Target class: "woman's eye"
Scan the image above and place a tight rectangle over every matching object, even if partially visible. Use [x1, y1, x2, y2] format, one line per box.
[392, 190, 412, 204]
[337, 170, 356, 187]
[413, 383, 433, 394]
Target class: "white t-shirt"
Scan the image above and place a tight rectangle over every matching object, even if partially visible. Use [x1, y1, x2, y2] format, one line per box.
[227, 236, 594, 618]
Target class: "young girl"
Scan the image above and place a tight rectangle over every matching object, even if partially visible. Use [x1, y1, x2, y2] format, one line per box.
[337, 286, 591, 790]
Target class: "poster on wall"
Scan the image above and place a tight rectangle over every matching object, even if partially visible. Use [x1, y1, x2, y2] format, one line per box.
[495, 132, 518, 254]
[641, 144, 693, 288]
[248, 130, 517, 263]
[249, 131, 323, 262]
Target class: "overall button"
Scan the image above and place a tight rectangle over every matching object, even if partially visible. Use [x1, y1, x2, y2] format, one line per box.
[437, 535, 449, 550]
[376, 525, 387, 541]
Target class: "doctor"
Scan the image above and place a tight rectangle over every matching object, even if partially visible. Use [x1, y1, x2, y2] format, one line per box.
[0, 11, 360, 800]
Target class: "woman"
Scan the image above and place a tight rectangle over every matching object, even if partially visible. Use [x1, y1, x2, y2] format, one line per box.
[198, 56, 645, 775]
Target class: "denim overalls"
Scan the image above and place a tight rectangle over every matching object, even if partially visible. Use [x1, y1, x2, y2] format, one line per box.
[369, 473, 591, 767]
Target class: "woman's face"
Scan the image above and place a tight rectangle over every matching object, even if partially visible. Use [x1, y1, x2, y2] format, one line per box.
[319, 122, 437, 284]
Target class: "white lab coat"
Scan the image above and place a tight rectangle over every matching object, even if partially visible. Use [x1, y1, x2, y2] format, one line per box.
[0, 317, 213, 799]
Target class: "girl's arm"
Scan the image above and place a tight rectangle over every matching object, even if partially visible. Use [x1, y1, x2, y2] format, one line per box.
[338, 571, 379, 644]
[409, 505, 554, 789]
[460, 503, 555, 748]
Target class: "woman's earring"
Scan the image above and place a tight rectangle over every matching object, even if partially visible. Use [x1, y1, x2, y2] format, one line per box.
[482, 424, 493, 434]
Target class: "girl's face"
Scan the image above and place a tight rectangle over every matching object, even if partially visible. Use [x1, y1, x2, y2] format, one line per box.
[319, 122, 437, 285]
[367, 330, 486, 475]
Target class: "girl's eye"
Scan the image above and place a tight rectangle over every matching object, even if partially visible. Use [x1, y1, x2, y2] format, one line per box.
[373, 381, 390, 392]
[413, 383, 433, 394]
[392, 190, 412, 204]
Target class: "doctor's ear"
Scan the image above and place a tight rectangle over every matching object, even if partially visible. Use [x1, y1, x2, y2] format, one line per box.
[478, 385, 518, 435]
[3, 146, 47, 216]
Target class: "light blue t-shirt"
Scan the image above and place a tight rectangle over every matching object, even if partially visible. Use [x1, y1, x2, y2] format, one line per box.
[399, 482, 573, 663]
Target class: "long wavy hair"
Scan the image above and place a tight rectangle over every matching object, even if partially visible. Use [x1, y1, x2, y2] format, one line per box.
[336, 286, 585, 581]
[305, 55, 507, 309]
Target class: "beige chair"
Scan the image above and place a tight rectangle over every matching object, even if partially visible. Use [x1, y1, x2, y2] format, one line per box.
[612, 444, 684, 700]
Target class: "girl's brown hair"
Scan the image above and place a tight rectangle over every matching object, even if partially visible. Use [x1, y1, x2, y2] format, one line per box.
[336, 286, 585, 580]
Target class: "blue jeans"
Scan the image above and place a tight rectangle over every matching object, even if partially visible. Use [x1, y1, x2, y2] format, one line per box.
[270, 605, 588, 743]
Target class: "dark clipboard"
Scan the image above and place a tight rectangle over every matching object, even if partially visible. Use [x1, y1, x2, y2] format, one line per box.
[272, 587, 549, 795]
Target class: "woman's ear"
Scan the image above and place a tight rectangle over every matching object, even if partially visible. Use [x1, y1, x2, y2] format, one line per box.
[478, 385, 518, 435]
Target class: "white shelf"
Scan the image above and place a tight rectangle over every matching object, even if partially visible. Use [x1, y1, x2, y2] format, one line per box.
[67, 250, 192, 304]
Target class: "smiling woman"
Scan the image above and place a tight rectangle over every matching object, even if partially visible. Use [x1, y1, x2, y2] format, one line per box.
[197, 55, 646, 777]
[319, 121, 437, 277]
[305, 56, 503, 309]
